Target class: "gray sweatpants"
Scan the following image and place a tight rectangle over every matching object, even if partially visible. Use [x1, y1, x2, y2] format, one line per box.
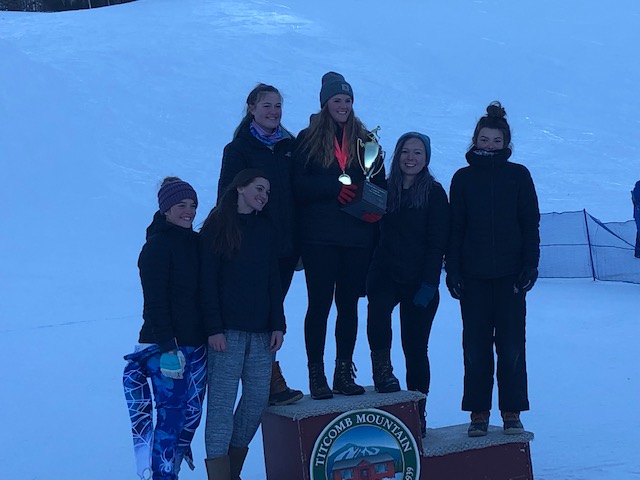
[205, 330, 272, 458]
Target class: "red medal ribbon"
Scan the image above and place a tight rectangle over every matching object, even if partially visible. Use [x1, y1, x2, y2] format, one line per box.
[334, 129, 348, 172]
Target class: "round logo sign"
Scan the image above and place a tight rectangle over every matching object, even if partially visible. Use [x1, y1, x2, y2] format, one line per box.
[310, 408, 420, 480]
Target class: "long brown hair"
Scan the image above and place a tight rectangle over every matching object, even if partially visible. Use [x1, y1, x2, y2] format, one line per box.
[200, 169, 268, 258]
[298, 105, 369, 169]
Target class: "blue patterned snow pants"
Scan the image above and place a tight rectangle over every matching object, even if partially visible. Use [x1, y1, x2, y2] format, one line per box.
[123, 344, 207, 480]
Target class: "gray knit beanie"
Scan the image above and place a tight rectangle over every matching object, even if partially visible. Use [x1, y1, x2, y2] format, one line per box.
[319, 71, 354, 107]
[158, 180, 198, 213]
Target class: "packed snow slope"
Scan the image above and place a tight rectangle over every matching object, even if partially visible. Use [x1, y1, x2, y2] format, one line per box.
[1, 1, 639, 479]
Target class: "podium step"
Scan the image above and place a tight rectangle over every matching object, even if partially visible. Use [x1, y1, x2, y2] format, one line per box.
[423, 424, 534, 479]
[261, 389, 534, 479]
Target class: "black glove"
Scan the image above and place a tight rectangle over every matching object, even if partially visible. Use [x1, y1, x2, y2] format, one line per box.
[446, 274, 464, 300]
[515, 267, 538, 294]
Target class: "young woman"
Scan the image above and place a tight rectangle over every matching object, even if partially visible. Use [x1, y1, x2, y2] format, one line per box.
[123, 177, 207, 480]
[216, 83, 302, 406]
[294, 72, 386, 399]
[446, 102, 540, 437]
[366, 132, 449, 436]
[201, 169, 286, 480]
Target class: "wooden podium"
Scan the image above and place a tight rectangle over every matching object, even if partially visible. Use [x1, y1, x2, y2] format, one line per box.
[261, 388, 535, 479]
[423, 424, 534, 479]
[262, 388, 424, 480]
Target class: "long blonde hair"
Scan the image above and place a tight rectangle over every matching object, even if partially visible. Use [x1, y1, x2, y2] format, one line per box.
[299, 106, 369, 169]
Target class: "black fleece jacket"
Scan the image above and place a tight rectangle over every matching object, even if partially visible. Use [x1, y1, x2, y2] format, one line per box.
[217, 124, 297, 259]
[293, 127, 387, 248]
[446, 148, 540, 279]
[138, 212, 205, 351]
[200, 213, 286, 336]
[371, 182, 450, 286]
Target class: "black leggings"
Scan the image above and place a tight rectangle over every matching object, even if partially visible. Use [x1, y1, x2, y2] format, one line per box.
[278, 254, 299, 300]
[301, 243, 371, 364]
[366, 267, 439, 394]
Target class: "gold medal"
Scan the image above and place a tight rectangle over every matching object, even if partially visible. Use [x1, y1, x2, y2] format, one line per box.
[338, 173, 352, 185]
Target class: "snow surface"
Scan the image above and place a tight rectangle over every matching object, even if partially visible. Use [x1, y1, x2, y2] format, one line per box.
[1, 0, 639, 478]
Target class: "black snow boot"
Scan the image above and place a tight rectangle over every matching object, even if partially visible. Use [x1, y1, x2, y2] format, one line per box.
[333, 359, 365, 396]
[371, 350, 401, 393]
[308, 362, 333, 400]
[418, 398, 427, 437]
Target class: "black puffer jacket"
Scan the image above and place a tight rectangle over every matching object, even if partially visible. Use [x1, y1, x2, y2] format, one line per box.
[371, 182, 450, 286]
[217, 124, 296, 259]
[446, 148, 540, 279]
[138, 212, 205, 352]
[200, 213, 286, 336]
[293, 127, 387, 248]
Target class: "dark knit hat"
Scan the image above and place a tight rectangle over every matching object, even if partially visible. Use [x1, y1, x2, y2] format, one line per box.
[320, 71, 354, 107]
[158, 180, 198, 213]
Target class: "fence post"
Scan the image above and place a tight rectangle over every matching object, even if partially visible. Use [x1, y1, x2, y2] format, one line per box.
[583, 209, 597, 281]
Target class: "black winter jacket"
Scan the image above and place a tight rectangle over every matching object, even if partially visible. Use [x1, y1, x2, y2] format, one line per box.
[200, 213, 286, 336]
[371, 182, 450, 286]
[217, 124, 297, 259]
[293, 127, 387, 248]
[138, 212, 205, 351]
[446, 148, 540, 279]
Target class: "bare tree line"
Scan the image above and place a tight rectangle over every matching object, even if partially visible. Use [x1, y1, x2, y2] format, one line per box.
[0, 0, 134, 11]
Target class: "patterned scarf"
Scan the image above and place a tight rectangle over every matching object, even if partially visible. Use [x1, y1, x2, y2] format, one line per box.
[250, 120, 284, 146]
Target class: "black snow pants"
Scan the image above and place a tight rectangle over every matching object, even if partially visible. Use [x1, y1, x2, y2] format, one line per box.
[460, 275, 530, 413]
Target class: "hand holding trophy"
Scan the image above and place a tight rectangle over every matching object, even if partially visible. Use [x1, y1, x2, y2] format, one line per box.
[341, 126, 387, 219]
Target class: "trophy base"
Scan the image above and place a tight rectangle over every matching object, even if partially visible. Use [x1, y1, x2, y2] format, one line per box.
[341, 181, 387, 218]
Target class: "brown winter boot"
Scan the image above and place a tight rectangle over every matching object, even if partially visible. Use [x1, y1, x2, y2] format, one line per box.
[502, 411, 524, 434]
[468, 411, 490, 437]
[269, 361, 303, 406]
[204, 455, 230, 480]
[229, 446, 249, 480]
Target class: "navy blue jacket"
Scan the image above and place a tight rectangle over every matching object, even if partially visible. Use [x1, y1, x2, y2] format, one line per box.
[217, 124, 297, 259]
[371, 182, 449, 286]
[293, 127, 387, 248]
[447, 148, 540, 279]
[138, 212, 205, 351]
[200, 213, 286, 336]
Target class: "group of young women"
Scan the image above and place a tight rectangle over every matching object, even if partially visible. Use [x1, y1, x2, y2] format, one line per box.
[122, 72, 540, 480]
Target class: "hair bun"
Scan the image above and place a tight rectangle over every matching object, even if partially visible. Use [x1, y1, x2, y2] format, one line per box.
[486, 101, 506, 119]
[161, 176, 182, 187]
